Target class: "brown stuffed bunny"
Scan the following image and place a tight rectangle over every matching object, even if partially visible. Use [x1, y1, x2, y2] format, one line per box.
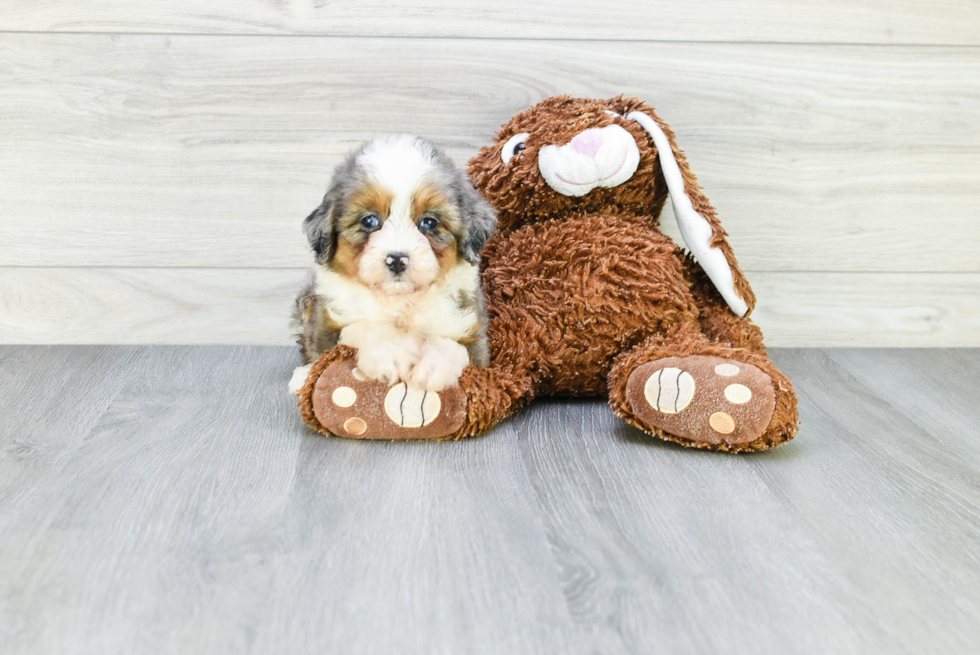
[298, 95, 798, 452]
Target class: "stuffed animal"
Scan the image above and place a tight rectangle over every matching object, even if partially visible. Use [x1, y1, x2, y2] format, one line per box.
[297, 95, 798, 452]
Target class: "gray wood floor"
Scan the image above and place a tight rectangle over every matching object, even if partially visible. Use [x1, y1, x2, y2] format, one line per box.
[1, 346, 978, 654]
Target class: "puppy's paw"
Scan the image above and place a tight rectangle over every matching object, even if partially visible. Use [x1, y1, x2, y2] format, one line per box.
[408, 339, 469, 392]
[288, 364, 313, 396]
[356, 338, 422, 385]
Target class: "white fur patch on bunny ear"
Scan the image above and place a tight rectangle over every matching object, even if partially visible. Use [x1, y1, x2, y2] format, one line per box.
[626, 111, 749, 317]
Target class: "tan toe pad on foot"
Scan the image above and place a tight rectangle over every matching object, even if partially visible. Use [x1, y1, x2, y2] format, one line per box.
[626, 355, 776, 447]
[311, 358, 467, 440]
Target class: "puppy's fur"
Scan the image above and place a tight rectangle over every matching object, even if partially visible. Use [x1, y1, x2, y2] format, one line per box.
[289, 135, 497, 395]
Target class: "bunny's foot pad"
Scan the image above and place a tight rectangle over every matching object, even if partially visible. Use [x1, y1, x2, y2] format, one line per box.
[311, 357, 466, 440]
[626, 355, 776, 447]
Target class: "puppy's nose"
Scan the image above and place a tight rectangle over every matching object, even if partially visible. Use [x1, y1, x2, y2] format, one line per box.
[385, 252, 410, 275]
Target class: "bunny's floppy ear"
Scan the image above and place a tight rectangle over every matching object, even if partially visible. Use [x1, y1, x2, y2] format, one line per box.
[625, 109, 755, 317]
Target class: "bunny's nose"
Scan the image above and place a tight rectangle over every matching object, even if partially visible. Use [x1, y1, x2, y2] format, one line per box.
[570, 129, 604, 158]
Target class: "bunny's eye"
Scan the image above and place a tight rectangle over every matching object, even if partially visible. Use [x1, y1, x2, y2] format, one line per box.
[501, 133, 530, 164]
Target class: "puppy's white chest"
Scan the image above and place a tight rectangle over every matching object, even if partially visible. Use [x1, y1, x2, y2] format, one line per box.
[385, 294, 441, 333]
[315, 265, 479, 341]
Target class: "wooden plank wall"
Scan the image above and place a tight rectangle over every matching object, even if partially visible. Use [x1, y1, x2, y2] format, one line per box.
[1, 2, 978, 346]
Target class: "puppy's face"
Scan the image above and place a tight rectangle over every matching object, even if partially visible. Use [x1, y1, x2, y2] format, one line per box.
[305, 136, 496, 295]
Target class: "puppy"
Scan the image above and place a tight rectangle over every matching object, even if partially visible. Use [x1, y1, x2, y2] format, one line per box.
[289, 135, 497, 396]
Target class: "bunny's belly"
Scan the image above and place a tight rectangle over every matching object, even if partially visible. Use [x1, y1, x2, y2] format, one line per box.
[482, 214, 701, 396]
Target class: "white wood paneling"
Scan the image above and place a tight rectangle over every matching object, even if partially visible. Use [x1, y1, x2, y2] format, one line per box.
[750, 273, 980, 347]
[3, 0, 980, 45]
[1, 1, 978, 346]
[0, 268, 977, 347]
[0, 268, 298, 346]
[1, 35, 978, 273]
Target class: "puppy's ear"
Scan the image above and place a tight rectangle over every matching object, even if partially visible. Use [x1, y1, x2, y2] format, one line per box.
[303, 195, 337, 266]
[458, 184, 497, 265]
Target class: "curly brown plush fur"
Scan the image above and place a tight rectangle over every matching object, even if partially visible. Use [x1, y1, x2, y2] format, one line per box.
[299, 95, 798, 452]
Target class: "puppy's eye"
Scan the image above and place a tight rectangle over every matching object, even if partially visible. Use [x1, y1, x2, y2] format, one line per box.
[501, 132, 530, 164]
[360, 215, 380, 230]
[418, 216, 438, 231]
